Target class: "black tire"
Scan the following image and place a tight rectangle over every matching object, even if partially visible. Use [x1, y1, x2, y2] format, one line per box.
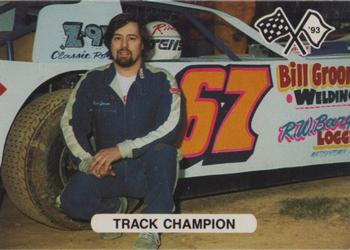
[0, 177, 4, 207]
[1, 89, 89, 230]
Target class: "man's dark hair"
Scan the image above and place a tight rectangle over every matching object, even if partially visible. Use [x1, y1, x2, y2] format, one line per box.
[104, 13, 150, 58]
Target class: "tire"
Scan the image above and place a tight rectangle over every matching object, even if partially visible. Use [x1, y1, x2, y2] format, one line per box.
[1, 89, 89, 230]
[0, 177, 4, 207]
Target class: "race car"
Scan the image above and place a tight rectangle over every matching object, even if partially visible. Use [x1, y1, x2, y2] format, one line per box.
[0, 0, 349, 230]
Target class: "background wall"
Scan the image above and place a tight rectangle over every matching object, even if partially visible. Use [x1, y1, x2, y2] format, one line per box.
[0, 32, 34, 61]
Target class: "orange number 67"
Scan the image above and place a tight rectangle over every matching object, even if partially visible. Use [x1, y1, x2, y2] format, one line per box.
[178, 65, 272, 164]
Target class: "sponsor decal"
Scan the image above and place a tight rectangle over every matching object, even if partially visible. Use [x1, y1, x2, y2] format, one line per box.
[278, 114, 350, 143]
[255, 7, 335, 56]
[278, 114, 350, 153]
[151, 23, 177, 36]
[149, 38, 182, 52]
[311, 149, 348, 158]
[0, 82, 6, 96]
[146, 21, 182, 60]
[149, 23, 182, 51]
[176, 65, 272, 168]
[51, 22, 109, 60]
[278, 61, 350, 154]
[277, 62, 350, 108]
[62, 22, 107, 48]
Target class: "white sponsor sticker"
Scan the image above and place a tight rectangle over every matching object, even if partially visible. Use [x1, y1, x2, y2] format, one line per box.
[91, 214, 257, 233]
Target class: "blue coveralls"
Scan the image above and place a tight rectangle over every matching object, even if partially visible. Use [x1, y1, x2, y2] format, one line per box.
[59, 63, 183, 220]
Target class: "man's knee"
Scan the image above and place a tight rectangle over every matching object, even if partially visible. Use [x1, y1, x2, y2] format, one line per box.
[60, 172, 99, 219]
[146, 143, 177, 172]
[142, 143, 178, 181]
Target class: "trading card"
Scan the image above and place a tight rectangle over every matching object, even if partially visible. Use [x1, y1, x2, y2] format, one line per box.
[0, 1, 349, 249]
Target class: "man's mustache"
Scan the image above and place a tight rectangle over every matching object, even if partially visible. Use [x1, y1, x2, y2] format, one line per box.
[118, 49, 132, 54]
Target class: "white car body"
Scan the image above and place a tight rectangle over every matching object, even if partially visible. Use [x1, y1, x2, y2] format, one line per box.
[0, 1, 349, 180]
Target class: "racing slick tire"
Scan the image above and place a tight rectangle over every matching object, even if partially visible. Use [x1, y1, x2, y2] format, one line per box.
[1, 89, 89, 230]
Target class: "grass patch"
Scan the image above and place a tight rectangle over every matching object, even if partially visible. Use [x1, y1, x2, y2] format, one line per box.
[280, 197, 350, 219]
[336, 198, 350, 218]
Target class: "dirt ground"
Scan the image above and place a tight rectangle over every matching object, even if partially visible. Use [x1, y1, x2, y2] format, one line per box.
[0, 176, 349, 249]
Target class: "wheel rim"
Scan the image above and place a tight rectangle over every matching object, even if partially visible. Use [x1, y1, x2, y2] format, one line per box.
[58, 146, 78, 186]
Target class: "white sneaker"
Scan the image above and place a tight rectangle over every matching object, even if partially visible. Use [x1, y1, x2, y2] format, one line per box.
[133, 233, 160, 250]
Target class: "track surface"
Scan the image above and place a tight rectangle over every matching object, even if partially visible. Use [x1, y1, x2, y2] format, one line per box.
[1, 176, 349, 249]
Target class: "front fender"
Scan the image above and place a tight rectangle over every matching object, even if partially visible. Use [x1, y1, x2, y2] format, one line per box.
[0, 60, 103, 165]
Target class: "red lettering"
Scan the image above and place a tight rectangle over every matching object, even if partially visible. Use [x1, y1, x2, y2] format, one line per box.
[290, 62, 296, 87]
[317, 130, 350, 145]
[338, 66, 346, 85]
[317, 131, 325, 145]
[342, 131, 349, 144]
[278, 65, 290, 89]
[151, 23, 166, 35]
[329, 67, 337, 85]
[312, 63, 322, 86]
[303, 64, 308, 87]
[333, 131, 341, 144]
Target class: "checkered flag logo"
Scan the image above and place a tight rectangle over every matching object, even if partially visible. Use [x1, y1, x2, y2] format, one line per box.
[255, 7, 335, 56]
[254, 8, 292, 43]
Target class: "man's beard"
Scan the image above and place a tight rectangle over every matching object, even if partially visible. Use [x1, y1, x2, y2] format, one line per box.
[114, 49, 138, 67]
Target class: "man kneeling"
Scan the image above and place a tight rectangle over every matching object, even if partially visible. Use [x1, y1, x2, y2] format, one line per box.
[59, 13, 183, 250]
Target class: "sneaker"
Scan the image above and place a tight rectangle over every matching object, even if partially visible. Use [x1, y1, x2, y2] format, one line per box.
[133, 233, 160, 250]
[100, 197, 128, 240]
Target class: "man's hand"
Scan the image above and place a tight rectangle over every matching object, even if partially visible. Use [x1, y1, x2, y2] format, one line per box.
[90, 146, 122, 178]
